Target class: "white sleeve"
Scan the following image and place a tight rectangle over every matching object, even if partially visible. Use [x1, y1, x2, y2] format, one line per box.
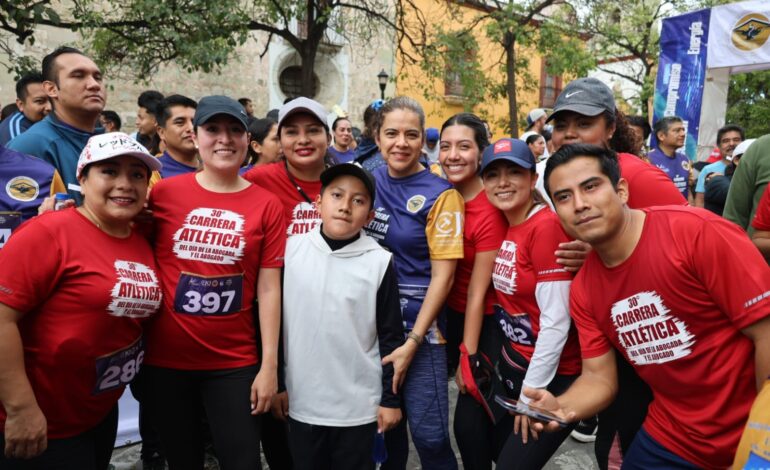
[519, 280, 572, 404]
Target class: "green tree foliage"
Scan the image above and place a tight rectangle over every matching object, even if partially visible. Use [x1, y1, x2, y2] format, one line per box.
[0, 0, 422, 96]
[726, 71, 770, 138]
[412, 0, 594, 136]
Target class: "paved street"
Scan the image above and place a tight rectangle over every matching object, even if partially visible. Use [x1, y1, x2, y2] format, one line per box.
[111, 381, 598, 470]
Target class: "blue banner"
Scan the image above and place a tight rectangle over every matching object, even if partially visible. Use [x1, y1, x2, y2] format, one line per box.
[652, 8, 711, 161]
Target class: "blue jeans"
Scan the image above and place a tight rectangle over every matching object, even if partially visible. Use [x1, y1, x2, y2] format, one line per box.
[622, 428, 700, 469]
[384, 343, 457, 470]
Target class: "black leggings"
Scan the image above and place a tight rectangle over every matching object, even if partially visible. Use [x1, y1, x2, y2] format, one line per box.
[142, 365, 262, 470]
[0, 405, 117, 470]
[446, 307, 466, 374]
[595, 351, 653, 470]
[453, 315, 504, 470]
[455, 340, 577, 470]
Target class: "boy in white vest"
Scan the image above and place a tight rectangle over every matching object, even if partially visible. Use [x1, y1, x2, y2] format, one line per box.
[280, 163, 403, 469]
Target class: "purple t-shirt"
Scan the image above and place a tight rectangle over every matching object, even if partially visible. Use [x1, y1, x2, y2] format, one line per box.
[647, 147, 690, 199]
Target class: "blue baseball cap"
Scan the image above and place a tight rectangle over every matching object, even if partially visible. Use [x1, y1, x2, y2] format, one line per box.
[426, 127, 439, 143]
[481, 138, 536, 173]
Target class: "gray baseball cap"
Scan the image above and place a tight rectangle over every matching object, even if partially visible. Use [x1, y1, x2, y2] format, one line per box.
[546, 77, 616, 123]
[194, 95, 249, 129]
[278, 97, 329, 131]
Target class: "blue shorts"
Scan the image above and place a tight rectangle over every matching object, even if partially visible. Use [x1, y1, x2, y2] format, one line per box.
[621, 427, 700, 470]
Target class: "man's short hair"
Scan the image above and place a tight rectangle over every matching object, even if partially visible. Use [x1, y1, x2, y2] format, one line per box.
[137, 90, 165, 118]
[627, 115, 651, 140]
[238, 98, 251, 106]
[41, 46, 85, 84]
[157, 94, 197, 128]
[652, 116, 683, 139]
[16, 73, 44, 101]
[717, 124, 745, 144]
[101, 110, 121, 131]
[544, 144, 621, 198]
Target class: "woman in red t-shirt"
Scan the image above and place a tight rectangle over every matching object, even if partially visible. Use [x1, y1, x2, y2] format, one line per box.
[437, 114, 510, 467]
[142, 96, 286, 470]
[243, 97, 335, 238]
[481, 137, 582, 469]
[0, 133, 162, 469]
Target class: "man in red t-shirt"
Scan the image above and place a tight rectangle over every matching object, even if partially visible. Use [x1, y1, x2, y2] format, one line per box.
[526, 144, 770, 469]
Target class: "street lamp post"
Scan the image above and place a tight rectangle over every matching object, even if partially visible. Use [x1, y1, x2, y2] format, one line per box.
[377, 69, 389, 100]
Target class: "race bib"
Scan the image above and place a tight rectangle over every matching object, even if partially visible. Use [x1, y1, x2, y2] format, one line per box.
[174, 273, 243, 316]
[0, 212, 22, 249]
[494, 305, 535, 346]
[93, 337, 144, 394]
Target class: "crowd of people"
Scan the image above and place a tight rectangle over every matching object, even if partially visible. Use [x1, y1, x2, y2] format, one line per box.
[1, 45, 769, 470]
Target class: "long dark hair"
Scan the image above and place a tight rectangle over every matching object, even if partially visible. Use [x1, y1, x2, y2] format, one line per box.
[246, 118, 277, 166]
[607, 108, 642, 155]
[440, 113, 490, 153]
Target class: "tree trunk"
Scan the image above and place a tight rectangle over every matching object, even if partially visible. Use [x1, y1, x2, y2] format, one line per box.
[300, 42, 318, 98]
[505, 32, 518, 138]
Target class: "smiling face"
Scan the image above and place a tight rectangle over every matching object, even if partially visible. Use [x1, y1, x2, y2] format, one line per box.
[439, 124, 481, 185]
[718, 130, 743, 159]
[195, 114, 248, 173]
[78, 155, 149, 231]
[377, 109, 424, 178]
[18, 82, 51, 122]
[135, 106, 158, 136]
[333, 118, 353, 148]
[317, 174, 375, 240]
[280, 113, 330, 174]
[482, 160, 537, 220]
[548, 156, 629, 245]
[45, 53, 105, 116]
[550, 111, 614, 151]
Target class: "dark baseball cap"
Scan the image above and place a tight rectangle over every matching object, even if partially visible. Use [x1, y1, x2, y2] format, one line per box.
[546, 77, 615, 123]
[481, 138, 535, 173]
[320, 163, 376, 202]
[193, 95, 249, 129]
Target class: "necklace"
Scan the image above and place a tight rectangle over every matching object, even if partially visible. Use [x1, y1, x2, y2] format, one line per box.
[80, 205, 103, 229]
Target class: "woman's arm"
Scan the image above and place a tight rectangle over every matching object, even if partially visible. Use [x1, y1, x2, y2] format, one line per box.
[460, 250, 498, 355]
[251, 267, 281, 415]
[0, 303, 47, 459]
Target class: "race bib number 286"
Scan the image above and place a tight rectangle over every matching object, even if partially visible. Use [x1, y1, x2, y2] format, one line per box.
[93, 337, 144, 394]
[174, 273, 243, 316]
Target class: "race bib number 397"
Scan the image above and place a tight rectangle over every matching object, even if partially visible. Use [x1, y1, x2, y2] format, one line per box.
[174, 273, 243, 316]
[93, 336, 144, 395]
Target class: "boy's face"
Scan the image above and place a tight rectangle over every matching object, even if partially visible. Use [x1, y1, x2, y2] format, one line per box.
[317, 175, 375, 240]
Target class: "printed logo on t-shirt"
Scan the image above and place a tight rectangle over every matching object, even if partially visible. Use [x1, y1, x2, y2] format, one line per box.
[5, 176, 39, 202]
[406, 195, 426, 213]
[173, 208, 246, 264]
[611, 290, 695, 365]
[492, 240, 517, 295]
[108, 260, 162, 318]
[288, 202, 321, 236]
[366, 208, 390, 242]
[434, 211, 462, 238]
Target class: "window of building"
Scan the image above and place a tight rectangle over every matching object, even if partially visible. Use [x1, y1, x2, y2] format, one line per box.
[539, 61, 563, 108]
[279, 66, 319, 99]
[444, 38, 477, 98]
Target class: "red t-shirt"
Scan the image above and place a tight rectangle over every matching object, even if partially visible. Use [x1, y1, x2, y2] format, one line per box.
[618, 152, 687, 208]
[145, 173, 286, 370]
[570, 206, 770, 468]
[0, 208, 160, 438]
[447, 191, 507, 314]
[244, 162, 322, 237]
[492, 207, 581, 375]
[752, 187, 770, 231]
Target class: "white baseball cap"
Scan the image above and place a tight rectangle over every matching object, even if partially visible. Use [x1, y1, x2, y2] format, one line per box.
[77, 132, 162, 178]
[729, 138, 756, 161]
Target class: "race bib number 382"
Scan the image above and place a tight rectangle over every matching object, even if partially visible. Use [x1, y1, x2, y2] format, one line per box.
[174, 273, 243, 316]
[93, 336, 144, 394]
